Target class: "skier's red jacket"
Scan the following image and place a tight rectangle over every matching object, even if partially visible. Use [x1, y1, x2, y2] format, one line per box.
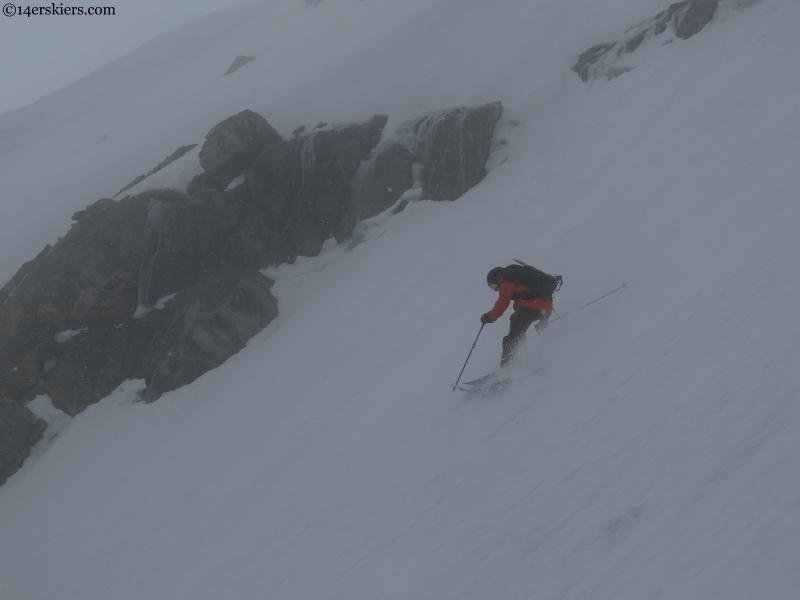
[486, 277, 553, 323]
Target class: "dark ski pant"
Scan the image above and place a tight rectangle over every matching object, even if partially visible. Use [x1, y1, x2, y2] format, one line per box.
[501, 308, 545, 368]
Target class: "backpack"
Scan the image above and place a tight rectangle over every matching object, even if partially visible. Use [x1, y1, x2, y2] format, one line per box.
[502, 264, 563, 300]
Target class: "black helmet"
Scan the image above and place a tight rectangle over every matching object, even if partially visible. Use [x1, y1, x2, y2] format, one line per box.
[486, 266, 504, 287]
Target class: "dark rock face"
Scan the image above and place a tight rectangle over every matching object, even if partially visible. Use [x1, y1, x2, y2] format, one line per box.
[0, 184, 282, 417]
[573, 43, 618, 81]
[573, 1, 718, 81]
[349, 143, 416, 224]
[0, 343, 54, 402]
[670, 0, 718, 39]
[341, 102, 503, 233]
[153, 188, 280, 294]
[285, 114, 388, 256]
[0, 190, 183, 415]
[141, 270, 277, 401]
[652, 1, 719, 40]
[191, 113, 389, 259]
[1, 195, 149, 378]
[197, 110, 282, 188]
[45, 319, 160, 416]
[0, 244, 52, 308]
[0, 400, 46, 486]
[418, 102, 503, 201]
[0, 104, 502, 485]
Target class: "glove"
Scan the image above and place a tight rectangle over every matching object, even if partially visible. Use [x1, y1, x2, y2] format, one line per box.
[535, 318, 549, 332]
[480, 313, 492, 324]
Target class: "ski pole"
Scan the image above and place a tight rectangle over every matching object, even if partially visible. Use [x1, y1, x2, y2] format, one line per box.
[453, 323, 484, 392]
[549, 282, 627, 323]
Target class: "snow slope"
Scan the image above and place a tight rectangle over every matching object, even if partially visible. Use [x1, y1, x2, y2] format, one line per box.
[2, 0, 800, 598]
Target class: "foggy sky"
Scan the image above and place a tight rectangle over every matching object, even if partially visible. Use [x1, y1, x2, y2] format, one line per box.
[0, 0, 255, 115]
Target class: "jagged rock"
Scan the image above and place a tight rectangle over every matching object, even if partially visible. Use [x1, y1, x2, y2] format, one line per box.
[153, 187, 288, 296]
[340, 102, 503, 237]
[246, 142, 293, 222]
[191, 110, 388, 258]
[573, 43, 618, 81]
[356, 143, 416, 221]
[284, 114, 388, 256]
[0, 104, 501, 486]
[373, 144, 416, 205]
[46, 328, 126, 416]
[196, 110, 282, 190]
[652, 1, 718, 38]
[625, 31, 648, 53]
[0, 196, 147, 378]
[45, 319, 161, 416]
[0, 181, 283, 418]
[573, 1, 718, 81]
[0, 402, 46, 486]
[418, 102, 503, 201]
[141, 270, 278, 402]
[0, 343, 53, 403]
[0, 243, 52, 307]
[185, 171, 222, 196]
[0, 191, 181, 418]
[223, 55, 255, 76]
[670, 0, 718, 39]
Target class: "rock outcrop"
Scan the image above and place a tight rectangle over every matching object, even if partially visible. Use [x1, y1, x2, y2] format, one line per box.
[573, 0, 719, 82]
[418, 102, 504, 201]
[189, 113, 388, 259]
[666, 0, 718, 39]
[192, 110, 283, 192]
[350, 142, 417, 223]
[141, 270, 277, 401]
[0, 400, 46, 486]
[284, 115, 388, 255]
[0, 186, 282, 417]
[0, 191, 171, 414]
[342, 102, 503, 232]
[0, 103, 503, 486]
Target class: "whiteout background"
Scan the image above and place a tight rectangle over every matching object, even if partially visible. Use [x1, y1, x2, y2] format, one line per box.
[1, 0, 799, 598]
[0, 0, 254, 113]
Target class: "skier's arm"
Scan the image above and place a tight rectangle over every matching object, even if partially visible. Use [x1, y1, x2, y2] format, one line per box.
[486, 282, 514, 322]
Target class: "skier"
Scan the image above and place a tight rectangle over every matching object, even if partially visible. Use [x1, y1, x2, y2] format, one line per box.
[480, 266, 554, 368]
